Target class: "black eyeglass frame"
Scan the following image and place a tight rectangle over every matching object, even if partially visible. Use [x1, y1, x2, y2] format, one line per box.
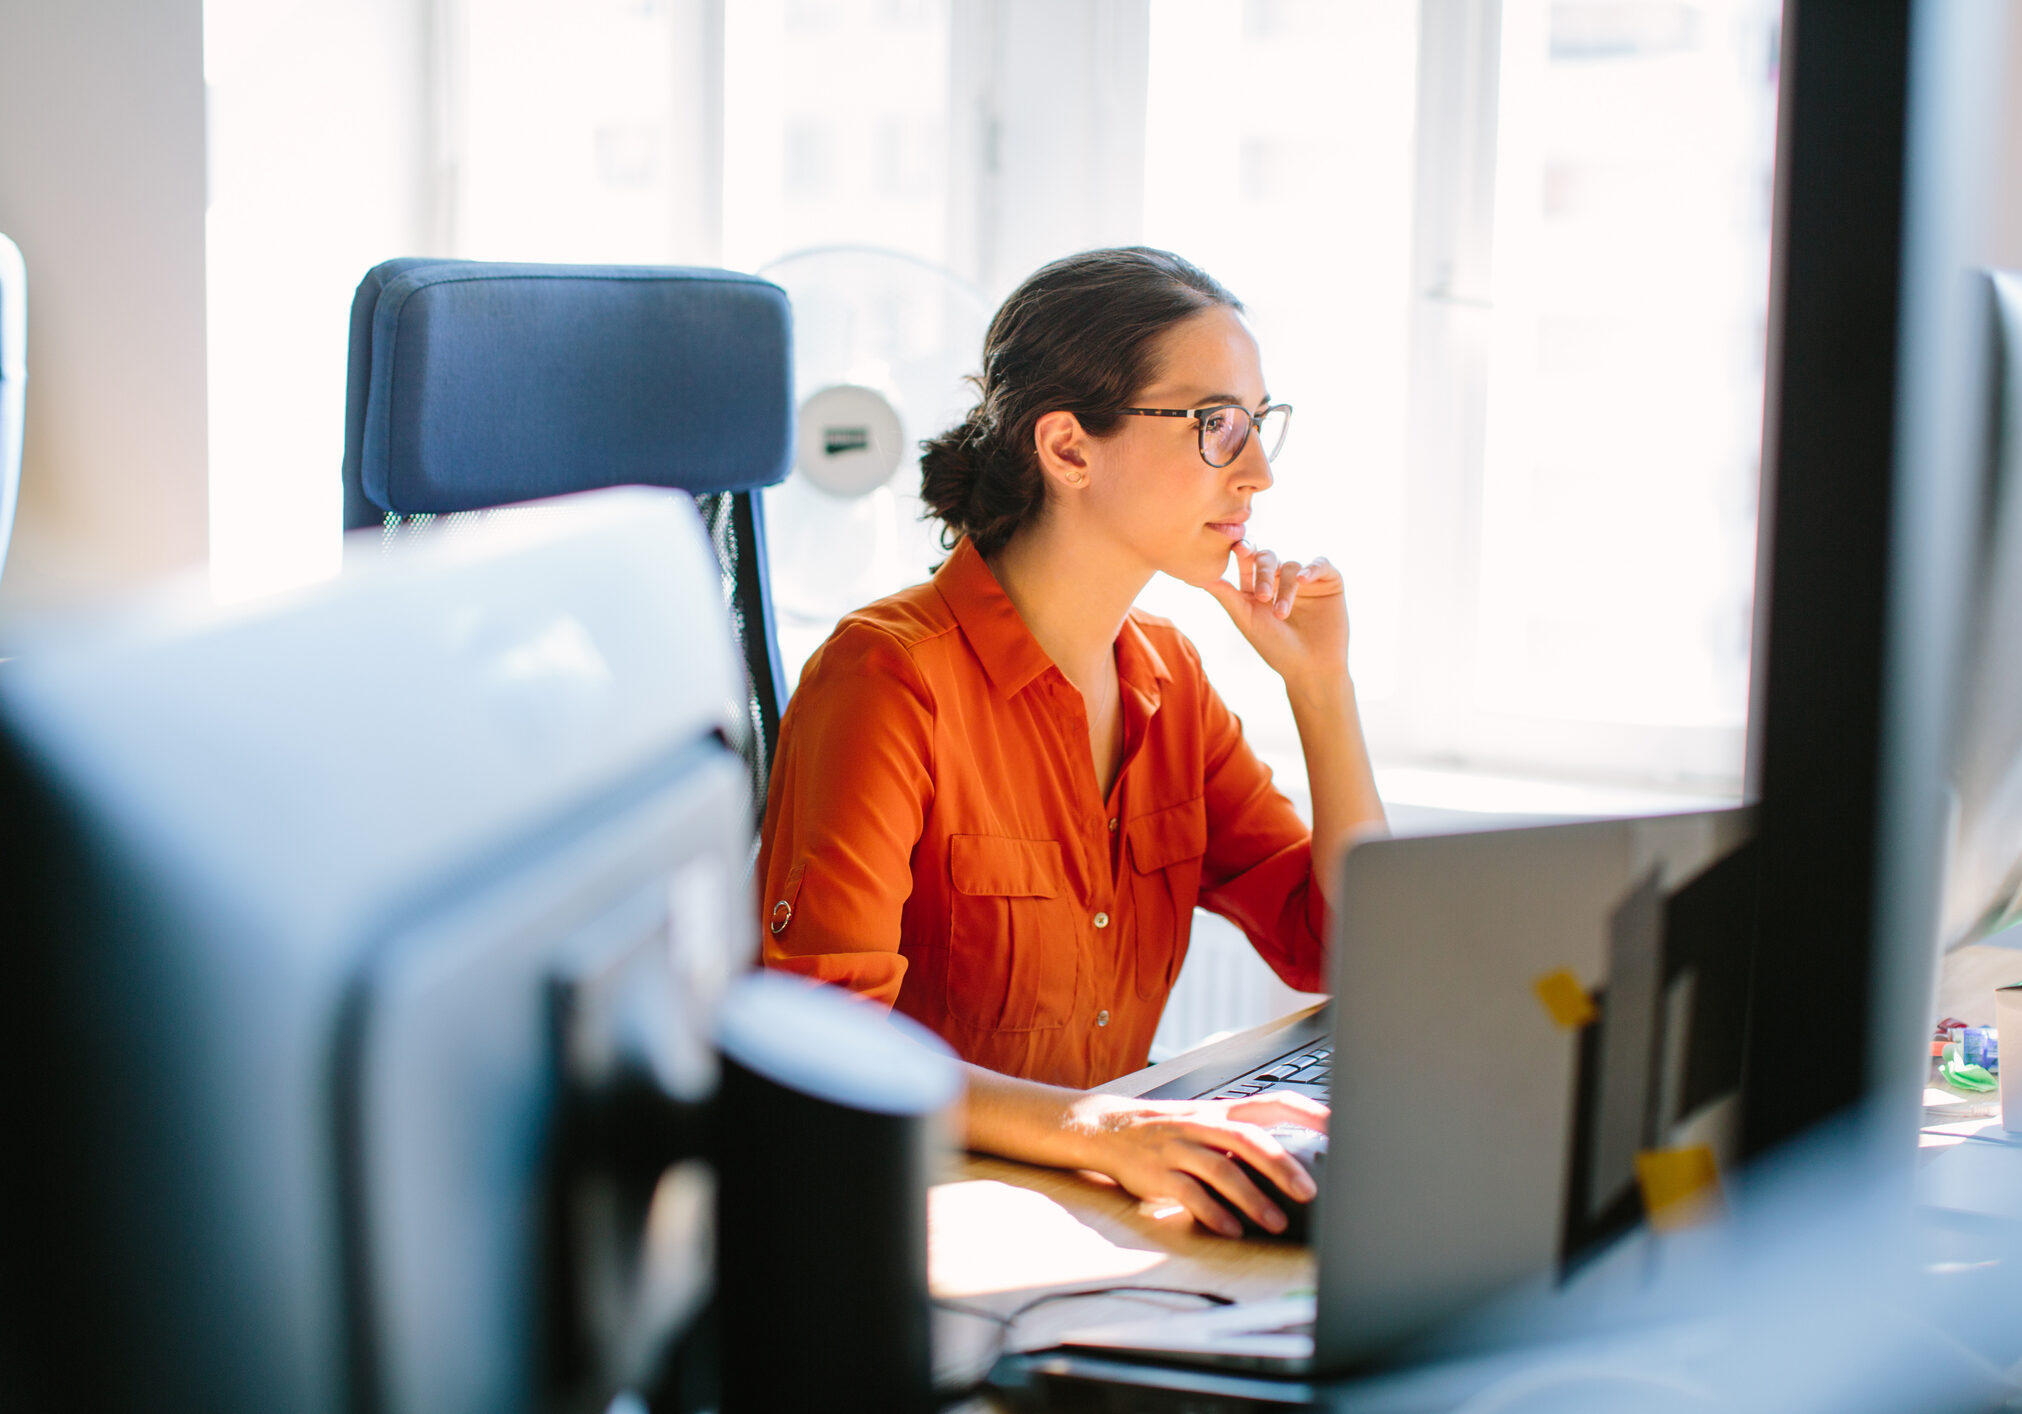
[1114, 402, 1294, 469]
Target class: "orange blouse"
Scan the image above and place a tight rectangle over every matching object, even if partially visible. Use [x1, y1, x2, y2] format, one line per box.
[756, 537, 1327, 1089]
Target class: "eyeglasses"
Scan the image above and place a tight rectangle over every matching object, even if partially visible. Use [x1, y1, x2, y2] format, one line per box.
[1116, 402, 1293, 469]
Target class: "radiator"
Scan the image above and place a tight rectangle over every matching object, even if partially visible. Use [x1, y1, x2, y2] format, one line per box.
[1148, 909, 1326, 1064]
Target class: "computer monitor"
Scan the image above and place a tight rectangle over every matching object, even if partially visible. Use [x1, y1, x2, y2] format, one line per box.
[0, 489, 751, 1414]
[1744, 1, 2011, 1160]
[1938, 269, 2022, 950]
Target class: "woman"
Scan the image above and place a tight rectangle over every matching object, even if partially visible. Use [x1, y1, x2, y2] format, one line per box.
[757, 247, 1386, 1238]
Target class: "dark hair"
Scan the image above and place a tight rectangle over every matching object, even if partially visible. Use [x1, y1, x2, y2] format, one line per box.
[919, 247, 1242, 557]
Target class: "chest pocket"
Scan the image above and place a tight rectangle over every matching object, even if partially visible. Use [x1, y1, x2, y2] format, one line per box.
[946, 834, 1080, 1033]
[1126, 798, 1208, 1000]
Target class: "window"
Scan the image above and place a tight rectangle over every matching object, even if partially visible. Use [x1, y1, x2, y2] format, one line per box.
[455, 0, 701, 263]
[1387, 0, 1777, 791]
[204, 0, 439, 602]
[1137, 0, 1421, 781]
[1139, 0, 1778, 797]
[207, 0, 1778, 800]
[722, 0, 954, 271]
[1440, 0, 1777, 787]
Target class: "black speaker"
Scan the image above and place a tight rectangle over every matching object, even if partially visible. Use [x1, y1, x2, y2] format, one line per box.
[713, 975, 960, 1414]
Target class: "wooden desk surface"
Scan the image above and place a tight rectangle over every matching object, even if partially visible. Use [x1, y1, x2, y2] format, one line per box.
[926, 990, 2022, 1404]
[928, 1005, 1325, 1394]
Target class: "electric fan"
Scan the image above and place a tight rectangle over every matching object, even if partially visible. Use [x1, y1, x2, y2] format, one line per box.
[757, 246, 992, 689]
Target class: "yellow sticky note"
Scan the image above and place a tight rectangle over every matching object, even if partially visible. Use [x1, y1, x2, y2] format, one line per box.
[1532, 969, 1596, 1029]
[1634, 1146, 1722, 1231]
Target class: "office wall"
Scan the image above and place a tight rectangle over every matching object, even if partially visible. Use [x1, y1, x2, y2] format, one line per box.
[0, 0, 210, 624]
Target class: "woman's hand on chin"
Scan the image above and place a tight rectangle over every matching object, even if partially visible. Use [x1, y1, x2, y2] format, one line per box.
[1203, 540, 1350, 694]
[1063, 1091, 1328, 1238]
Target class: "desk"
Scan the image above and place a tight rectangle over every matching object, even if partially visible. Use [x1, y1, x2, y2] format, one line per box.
[928, 1006, 1323, 1400]
[927, 995, 2022, 1411]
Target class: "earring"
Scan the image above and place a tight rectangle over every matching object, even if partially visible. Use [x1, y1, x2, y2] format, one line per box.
[1065, 471, 1086, 486]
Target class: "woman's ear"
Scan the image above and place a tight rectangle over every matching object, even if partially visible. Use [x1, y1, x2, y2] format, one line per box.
[1033, 410, 1092, 490]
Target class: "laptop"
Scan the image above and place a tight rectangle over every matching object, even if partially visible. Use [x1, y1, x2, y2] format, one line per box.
[1057, 807, 1756, 1376]
[1134, 1004, 1332, 1105]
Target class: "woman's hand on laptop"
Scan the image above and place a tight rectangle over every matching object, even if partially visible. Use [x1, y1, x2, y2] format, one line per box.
[1064, 1092, 1328, 1239]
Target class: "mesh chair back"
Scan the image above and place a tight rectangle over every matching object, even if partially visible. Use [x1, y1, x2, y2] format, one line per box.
[694, 490, 787, 831]
[343, 260, 794, 834]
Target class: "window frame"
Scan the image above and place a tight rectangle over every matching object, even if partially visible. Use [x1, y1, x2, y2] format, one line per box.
[420, 0, 1755, 798]
[1367, 0, 1750, 796]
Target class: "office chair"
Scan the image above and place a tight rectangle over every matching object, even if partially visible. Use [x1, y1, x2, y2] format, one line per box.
[0, 233, 25, 586]
[341, 259, 795, 834]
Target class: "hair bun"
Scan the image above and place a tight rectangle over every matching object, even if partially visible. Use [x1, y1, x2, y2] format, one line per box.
[918, 407, 987, 547]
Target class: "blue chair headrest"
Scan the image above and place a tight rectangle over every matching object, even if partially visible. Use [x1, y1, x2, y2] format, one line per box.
[343, 260, 793, 523]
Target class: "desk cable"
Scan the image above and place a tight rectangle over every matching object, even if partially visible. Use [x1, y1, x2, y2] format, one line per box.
[930, 1284, 1234, 1408]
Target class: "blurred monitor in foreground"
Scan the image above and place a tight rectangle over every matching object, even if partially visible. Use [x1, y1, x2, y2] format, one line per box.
[1940, 270, 2022, 949]
[1744, 0, 2010, 1159]
[0, 489, 750, 1414]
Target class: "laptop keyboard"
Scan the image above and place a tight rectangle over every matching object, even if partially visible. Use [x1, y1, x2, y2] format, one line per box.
[1200, 1042, 1332, 1102]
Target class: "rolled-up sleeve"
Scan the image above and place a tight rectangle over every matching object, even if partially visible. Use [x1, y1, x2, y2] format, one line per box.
[757, 624, 935, 1007]
[1193, 664, 1329, 994]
